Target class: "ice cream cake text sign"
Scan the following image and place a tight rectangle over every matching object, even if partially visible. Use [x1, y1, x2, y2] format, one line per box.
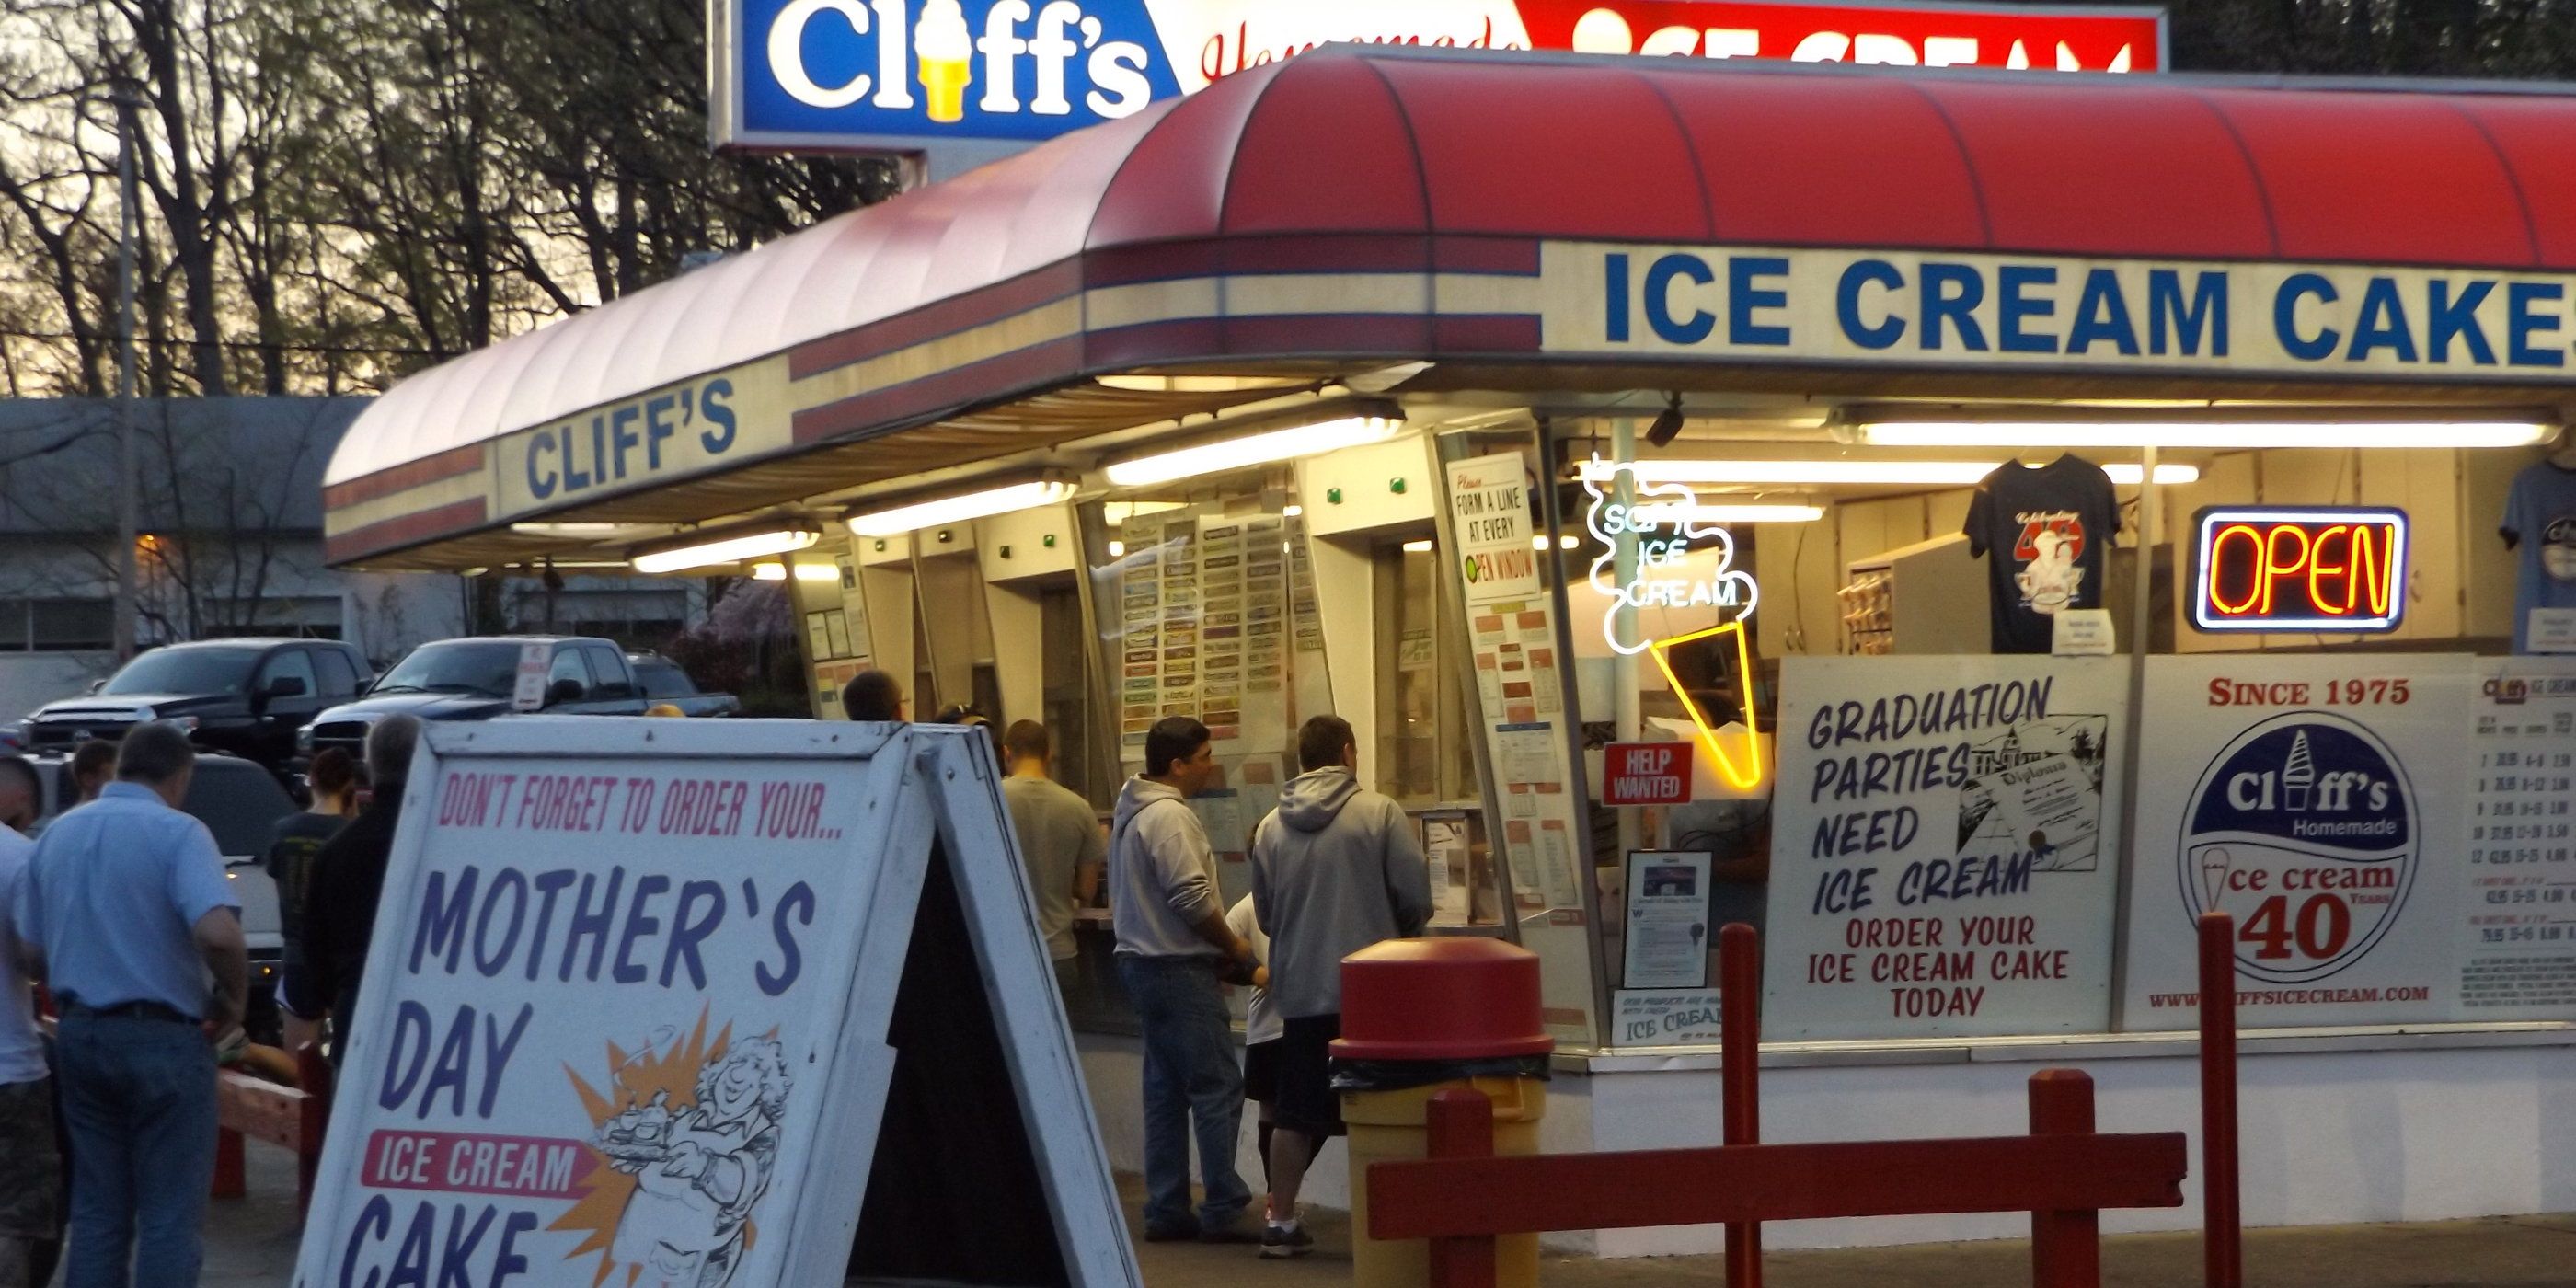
[2122, 657, 2468, 1029]
[296, 731, 894, 1288]
[1764, 656, 2129, 1040]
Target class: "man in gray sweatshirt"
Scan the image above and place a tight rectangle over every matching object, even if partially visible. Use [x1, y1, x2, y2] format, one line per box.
[1247, 714, 1432, 1257]
[1111, 716, 1262, 1244]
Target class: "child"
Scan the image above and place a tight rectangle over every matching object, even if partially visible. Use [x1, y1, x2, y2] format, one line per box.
[1225, 895, 1284, 1217]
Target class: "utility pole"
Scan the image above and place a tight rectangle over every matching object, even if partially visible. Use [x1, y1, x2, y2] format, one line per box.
[109, 77, 143, 661]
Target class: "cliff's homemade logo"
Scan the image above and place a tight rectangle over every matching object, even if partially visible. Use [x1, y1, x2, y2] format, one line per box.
[2179, 713, 2418, 983]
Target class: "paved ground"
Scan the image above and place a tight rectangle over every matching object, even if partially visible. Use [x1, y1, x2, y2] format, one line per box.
[173, 1144, 2576, 1286]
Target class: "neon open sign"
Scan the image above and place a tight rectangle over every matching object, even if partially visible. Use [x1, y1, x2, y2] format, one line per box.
[2192, 507, 2409, 633]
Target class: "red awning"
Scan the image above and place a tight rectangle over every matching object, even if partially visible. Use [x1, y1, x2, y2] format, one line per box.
[326, 48, 2576, 567]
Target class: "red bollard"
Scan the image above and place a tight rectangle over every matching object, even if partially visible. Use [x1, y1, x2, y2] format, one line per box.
[2029, 1070, 2102, 1288]
[1423, 1090, 1501, 1288]
[2197, 912, 2243, 1288]
[1719, 924, 1762, 1288]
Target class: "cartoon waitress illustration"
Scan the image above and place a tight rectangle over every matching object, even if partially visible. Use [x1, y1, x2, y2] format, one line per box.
[593, 1036, 793, 1287]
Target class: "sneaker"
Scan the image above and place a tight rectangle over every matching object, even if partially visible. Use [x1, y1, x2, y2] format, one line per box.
[1259, 1222, 1315, 1259]
[1143, 1218, 1201, 1243]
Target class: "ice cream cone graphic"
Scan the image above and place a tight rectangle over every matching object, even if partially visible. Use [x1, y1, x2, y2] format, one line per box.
[2199, 846, 2235, 910]
[2283, 731, 2316, 811]
[916, 0, 972, 123]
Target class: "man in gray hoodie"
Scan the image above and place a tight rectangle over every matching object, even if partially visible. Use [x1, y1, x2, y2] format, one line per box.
[1248, 714, 1432, 1258]
[1111, 716, 1262, 1244]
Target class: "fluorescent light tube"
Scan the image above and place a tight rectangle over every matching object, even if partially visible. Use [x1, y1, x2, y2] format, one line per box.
[630, 526, 820, 574]
[751, 563, 844, 582]
[845, 477, 1075, 538]
[1590, 459, 2199, 487]
[1636, 502, 1825, 524]
[1857, 420, 2553, 450]
[1105, 416, 1402, 487]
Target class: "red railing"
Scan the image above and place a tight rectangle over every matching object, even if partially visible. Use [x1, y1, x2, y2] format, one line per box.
[1367, 916, 2249, 1288]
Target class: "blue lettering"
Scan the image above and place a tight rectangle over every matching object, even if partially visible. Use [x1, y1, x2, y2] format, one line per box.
[1836, 260, 1905, 351]
[1645, 253, 1716, 345]
[470, 868, 528, 978]
[612, 874, 672, 985]
[493, 1211, 537, 1284]
[2429, 280, 2497, 365]
[698, 379, 737, 454]
[2067, 269, 2140, 356]
[524, 869, 579, 982]
[757, 880, 816, 996]
[340, 1194, 392, 1288]
[1997, 265, 2058, 354]
[1728, 255, 1790, 346]
[1604, 253, 1631, 343]
[434, 1203, 496, 1288]
[524, 431, 558, 501]
[388, 1201, 433, 1288]
[643, 395, 677, 470]
[558, 868, 624, 983]
[608, 406, 642, 480]
[661, 880, 727, 989]
[419, 1006, 475, 1120]
[2274, 273, 2340, 362]
[2509, 282, 2566, 367]
[409, 867, 478, 976]
[477, 1005, 533, 1119]
[2345, 276, 2419, 362]
[378, 1002, 432, 1110]
[1919, 262, 1987, 351]
[2149, 270, 2227, 356]
[569, 416, 598, 491]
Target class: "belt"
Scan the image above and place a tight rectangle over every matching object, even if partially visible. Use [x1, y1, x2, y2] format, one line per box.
[61, 999, 198, 1025]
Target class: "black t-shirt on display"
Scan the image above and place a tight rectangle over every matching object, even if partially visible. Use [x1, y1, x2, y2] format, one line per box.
[1963, 456, 2122, 654]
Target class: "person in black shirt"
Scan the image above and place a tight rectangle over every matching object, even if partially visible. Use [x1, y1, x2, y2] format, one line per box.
[1963, 456, 2122, 654]
[268, 749, 356, 1054]
[288, 716, 420, 1067]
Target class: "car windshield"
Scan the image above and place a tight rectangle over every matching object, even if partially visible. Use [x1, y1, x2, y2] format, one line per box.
[635, 661, 696, 699]
[181, 763, 296, 857]
[371, 641, 524, 697]
[100, 648, 263, 696]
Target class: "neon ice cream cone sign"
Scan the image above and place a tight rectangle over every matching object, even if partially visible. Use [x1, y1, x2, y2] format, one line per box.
[1583, 458, 1765, 789]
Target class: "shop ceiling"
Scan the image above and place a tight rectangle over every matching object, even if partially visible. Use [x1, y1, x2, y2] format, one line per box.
[322, 47, 2576, 573]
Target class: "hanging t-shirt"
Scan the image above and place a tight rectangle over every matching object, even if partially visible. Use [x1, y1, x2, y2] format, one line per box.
[1963, 456, 2122, 654]
[2501, 460, 2576, 653]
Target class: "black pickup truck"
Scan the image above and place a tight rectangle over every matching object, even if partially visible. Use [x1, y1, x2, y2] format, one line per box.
[299, 635, 651, 764]
[20, 638, 373, 774]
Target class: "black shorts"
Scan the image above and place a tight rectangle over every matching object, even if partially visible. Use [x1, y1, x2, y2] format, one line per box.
[1243, 1037, 1282, 1105]
[1274, 1014, 1345, 1139]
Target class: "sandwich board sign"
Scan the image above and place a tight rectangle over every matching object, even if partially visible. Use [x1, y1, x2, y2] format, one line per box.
[293, 718, 1140, 1288]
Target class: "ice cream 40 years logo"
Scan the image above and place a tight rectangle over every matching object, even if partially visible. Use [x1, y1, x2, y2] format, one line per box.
[2179, 713, 2419, 983]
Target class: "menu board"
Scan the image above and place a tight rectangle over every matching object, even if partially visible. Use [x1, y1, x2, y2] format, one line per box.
[2457, 661, 2576, 1017]
[1471, 605, 1581, 911]
[1764, 656, 2130, 1040]
[1116, 515, 1199, 754]
[2122, 655, 2469, 1029]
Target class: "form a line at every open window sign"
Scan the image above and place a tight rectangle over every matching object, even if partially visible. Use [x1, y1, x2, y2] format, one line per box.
[710, 0, 2167, 151]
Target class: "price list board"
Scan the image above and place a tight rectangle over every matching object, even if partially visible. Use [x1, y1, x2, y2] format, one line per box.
[2457, 661, 2576, 1018]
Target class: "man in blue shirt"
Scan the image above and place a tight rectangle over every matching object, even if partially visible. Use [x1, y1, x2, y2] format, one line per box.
[10, 722, 246, 1288]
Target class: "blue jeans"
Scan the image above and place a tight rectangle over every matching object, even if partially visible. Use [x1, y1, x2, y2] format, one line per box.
[54, 1014, 216, 1288]
[1116, 955, 1250, 1230]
